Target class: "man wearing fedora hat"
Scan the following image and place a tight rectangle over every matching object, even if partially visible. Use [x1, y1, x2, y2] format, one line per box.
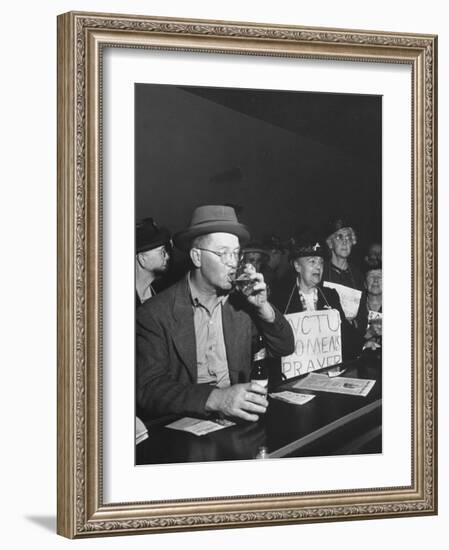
[136, 205, 294, 422]
[135, 217, 172, 308]
[241, 241, 270, 274]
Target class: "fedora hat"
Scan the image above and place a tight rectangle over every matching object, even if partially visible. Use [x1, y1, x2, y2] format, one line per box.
[242, 241, 270, 261]
[136, 217, 171, 254]
[174, 205, 250, 251]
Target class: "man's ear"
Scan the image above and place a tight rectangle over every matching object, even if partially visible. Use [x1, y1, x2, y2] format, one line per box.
[190, 248, 201, 268]
[326, 237, 333, 250]
[292, 259, 301, 273]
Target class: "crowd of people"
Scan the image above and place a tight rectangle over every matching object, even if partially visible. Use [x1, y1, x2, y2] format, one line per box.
[135, 205, 382, 424]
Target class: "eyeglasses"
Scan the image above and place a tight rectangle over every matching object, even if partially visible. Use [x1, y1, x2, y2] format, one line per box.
[333, 232, 353, 243]
[154, 245, 170, 257]
[195, 247, 242, 264]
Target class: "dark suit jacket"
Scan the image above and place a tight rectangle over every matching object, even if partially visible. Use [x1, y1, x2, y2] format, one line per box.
[136, 276, 295, 420]
[271, 275, 363, 362]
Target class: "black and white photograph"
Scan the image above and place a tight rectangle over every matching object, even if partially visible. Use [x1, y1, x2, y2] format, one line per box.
[134, 83, 383, 465]
[52, 6, 437, 541]
[2, 0, 444, 543]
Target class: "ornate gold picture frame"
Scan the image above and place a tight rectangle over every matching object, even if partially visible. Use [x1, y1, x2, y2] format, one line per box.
[57, 11, 437, 538]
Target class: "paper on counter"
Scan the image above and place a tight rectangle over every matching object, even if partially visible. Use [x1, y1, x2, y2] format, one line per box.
[136, 416, 148, 445]
[165, 417, 235, 436]
[269, 391, 315, 405]
[292, 373, 376, 397]
[326, 366, 346, 377]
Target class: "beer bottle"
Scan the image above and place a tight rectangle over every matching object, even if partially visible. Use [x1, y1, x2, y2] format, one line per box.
[250, 335, 268, 389]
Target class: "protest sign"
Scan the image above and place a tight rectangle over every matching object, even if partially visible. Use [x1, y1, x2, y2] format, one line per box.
[281, 309, 342, 378]
[323, 281, 362, 320]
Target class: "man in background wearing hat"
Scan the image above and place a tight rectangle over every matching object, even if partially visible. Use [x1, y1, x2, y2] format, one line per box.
[323, 217, 364, 292]
[364, 241, 382, 270]
[135, 218, 172, 308]
[271, 235, 363, 361]
[241, 241, 270, 274]
[261, 235, 289, 289]
[136, 205, 294, 422]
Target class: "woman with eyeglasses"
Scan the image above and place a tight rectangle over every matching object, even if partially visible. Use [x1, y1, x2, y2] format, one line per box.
[322, 217, 364, 292]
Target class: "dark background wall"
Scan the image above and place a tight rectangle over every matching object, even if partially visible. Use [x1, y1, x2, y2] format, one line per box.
[135, 84, 381, 254]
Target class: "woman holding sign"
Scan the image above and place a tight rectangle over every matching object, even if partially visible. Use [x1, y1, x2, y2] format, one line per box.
[271, 235, 363, 380]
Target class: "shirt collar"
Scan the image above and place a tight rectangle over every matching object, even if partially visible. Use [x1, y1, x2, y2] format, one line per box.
[137, 283, 154, 303]
[187, 272, 228, 309]
[298, 287, 318, 300]
[136, 267, 155, 302]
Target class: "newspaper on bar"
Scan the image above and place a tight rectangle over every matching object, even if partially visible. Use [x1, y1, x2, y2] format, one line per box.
[281, 309, 342, 378]
[323, 281, 362, 321]
[136, 416, 148, 445]
[292, 373, 376, 397]
[165, 417, 235, 436]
